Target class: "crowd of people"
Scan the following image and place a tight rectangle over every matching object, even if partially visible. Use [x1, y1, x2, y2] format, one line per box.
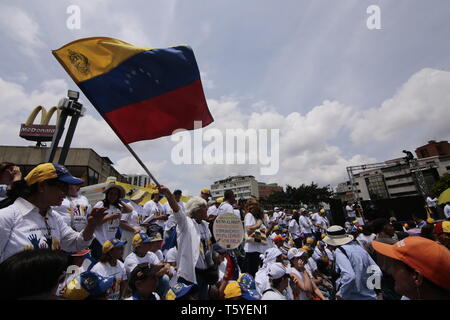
[0, 162, 449, 300]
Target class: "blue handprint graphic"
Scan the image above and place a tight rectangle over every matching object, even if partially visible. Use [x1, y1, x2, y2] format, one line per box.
[28, 234, 41, 250]
[43, 233, 53, 249]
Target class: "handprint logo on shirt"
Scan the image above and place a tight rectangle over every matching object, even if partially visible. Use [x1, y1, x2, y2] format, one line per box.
[28, 234, 41, 250]
[43, 233, 53, 249]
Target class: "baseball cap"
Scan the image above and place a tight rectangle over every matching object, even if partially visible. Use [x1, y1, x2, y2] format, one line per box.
[306, 237, 315, 244]
[224, 281, 242, 299]
[132, 232, 152, 248]
[287, 247, 305, 260]
[24, 163, 84, 186]
[165, 282, 194, 300]
[268, 262, 289, 280]
[102, 238, 127, 253]
[216, 197, 224, 203]
[201, 188, 211, 195]
[62, 271, 114, 300]
[274, 207, 280, 210]
[129, 188, 148, 201]
[320, 209, 325, 213]
[273, 235, 286, 243]
[70, 249, 91, 257]
[173, 189, 182, 196]
[372, 237, 450, 291]
[237, 273, 260, 300]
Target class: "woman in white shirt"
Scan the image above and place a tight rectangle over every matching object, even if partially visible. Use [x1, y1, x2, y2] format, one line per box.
[90, 238, 128, 300]
[289, 212, 302, 248]
[261, 262, 290, 300]
[159, 185, 214, 300]
[0, 163, 104, 263]
[244, 198, 270, 278]
[91, 183, 133, 261]
[121, 188, 149, 258]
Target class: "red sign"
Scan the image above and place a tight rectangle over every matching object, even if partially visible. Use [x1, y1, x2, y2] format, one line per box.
[20, 124, 56, 142]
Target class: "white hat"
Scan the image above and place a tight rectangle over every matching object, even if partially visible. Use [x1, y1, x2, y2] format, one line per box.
[287, 248, 305, 261]
[322, 225, 354, 246]
[274, 207, 280, 210]
[262, 247, 282, 265]
[268, 262, 288, 280]
[165, 247, 178, 263]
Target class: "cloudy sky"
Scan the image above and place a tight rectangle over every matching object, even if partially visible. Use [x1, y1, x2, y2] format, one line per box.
[1, 0, 450, 195]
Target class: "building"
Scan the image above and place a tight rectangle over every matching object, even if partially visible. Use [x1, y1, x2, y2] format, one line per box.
[0, 145, 126, 186]
[211, 175, 260, 200]
[258, 182, 283, 199]
[123, 174, 152, 187]
[336, 154, 450, 202]
[416, 140, 450, 159]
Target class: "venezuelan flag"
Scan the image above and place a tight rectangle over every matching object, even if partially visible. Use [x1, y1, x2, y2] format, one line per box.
[53, 37, 214, 144]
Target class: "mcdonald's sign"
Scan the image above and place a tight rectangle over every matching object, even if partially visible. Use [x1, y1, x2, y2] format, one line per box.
[20, 106, 61, 142]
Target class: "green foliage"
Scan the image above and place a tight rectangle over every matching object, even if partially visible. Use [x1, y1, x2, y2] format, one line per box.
[260, 182, 333, 207]
[431, 173, 450, 198]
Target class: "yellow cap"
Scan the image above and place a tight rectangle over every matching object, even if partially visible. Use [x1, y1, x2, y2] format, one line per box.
[306, 238, 315, 244]
[224, 281, 242, 299]
[427, 217, 435, 224]
[201, 188, 211, 195]
[216, 197, 224, 203]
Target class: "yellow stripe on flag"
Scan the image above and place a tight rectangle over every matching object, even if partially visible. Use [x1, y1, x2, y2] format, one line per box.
[52, 37, 152, 83]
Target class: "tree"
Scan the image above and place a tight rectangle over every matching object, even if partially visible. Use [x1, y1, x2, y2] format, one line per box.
[260, 182, 333, 207]
[431, 173, 450, 198]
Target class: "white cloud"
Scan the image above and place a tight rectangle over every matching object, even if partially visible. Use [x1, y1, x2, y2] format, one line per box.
[0, 5, 44, 57]
[350, 68, 450, 146]
[113, 156, 167, 176]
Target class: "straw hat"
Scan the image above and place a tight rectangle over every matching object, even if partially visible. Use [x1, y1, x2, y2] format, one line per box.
[322, 225, 354, 246]
[103, 183, 126, 198]
[129, 188, 148, 201]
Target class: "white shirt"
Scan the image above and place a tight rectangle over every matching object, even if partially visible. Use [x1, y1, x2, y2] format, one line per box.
[426, 197, 438, 208]
[164, 201, 185, 232]
[124, 251, 160, 277]
[93, 201, 122, 245]
[173, 206, 212, 284]
[91, 260, 127, 300]
[299, 215, 312, 234]
[288, 219, 301, 239]
[216, 202, 239, 218]
[244, 213, 269, 253]
[444, 204, 450, 219]
[143, 200, 166, 228]
[0, 197, 93, 262]
[207, 205, 219, 217]
[53, 195, 91, 232]
[346, 205, 356, 217]
[261, 287, 287, 300]
[356, 233, 376, 252]
[290, 268, 309, 300]
[126, 201, 148, 228]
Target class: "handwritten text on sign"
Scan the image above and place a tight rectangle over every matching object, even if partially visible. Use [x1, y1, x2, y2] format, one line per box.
[213, 213, 244, 250]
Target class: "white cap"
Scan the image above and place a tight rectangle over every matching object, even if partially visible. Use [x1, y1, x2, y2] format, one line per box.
[287, 248, 305, 261]
[274, 207, 280, 210]
[268, 262, 288, 280]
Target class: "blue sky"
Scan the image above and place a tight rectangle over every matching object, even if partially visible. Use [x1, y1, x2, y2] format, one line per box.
[1, 0, 450, 195]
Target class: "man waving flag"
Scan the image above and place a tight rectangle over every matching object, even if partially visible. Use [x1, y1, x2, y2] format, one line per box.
[53, 37, 214, 144]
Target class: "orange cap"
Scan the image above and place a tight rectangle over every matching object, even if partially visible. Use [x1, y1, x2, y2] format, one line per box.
[372, 237, 450, 291]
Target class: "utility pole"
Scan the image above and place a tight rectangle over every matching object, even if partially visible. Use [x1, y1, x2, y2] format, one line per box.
[46, 90, 85, 164]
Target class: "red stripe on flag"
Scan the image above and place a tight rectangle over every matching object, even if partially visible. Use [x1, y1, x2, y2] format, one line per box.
[103, 80, 214, 144]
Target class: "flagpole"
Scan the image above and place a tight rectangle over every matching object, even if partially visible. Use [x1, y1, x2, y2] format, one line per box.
[123, 143, 161, 187]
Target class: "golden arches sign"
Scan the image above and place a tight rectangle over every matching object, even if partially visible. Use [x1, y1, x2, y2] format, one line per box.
[25, 106, 61, 125]
[20, 106, 61, 142]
